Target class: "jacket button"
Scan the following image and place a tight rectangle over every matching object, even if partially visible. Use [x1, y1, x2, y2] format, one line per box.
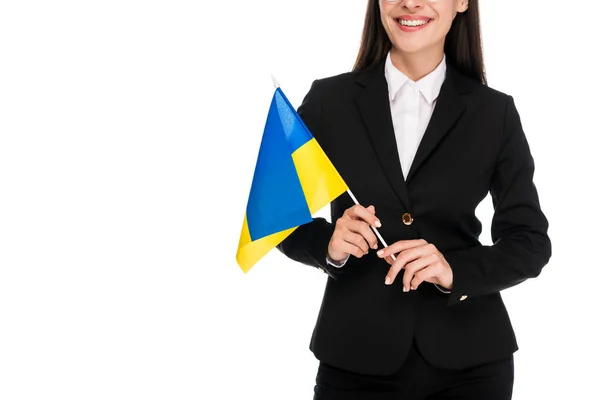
[460, 295, 468, 301]
[402, 213, 414, 225]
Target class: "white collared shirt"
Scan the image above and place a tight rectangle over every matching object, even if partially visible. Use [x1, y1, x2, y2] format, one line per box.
[326, 53, 448, 277]
[384, 51, 446, 180]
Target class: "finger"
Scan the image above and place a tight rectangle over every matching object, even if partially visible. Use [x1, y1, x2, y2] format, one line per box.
[403, 254, 437, 292]
[383, 245, 423, 283]
[342, 230, 370, 254]
[410, 265, 438, 291]
[366, 205, 375, 214]
[347, 219, 378, 250]
[348, 204, 381, 228]
[384, 255, 394, 265]
[331, 236, 366, 259]
[377, 239, 428, 259]
[332, 218, 372, 255]
[384, 248, 422, 286]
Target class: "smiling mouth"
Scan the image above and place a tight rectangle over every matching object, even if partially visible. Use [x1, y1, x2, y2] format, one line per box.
[394, 18, 432, 27]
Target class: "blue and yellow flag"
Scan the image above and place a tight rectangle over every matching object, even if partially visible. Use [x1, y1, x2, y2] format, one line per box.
[236, 87, 348, 272]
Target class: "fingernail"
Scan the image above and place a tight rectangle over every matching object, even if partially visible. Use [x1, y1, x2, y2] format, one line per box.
[377, 250, 384, 257]
[385, 277, 391, 285]
[375, 220, 382, 228]
[373, 243, 378, 250]
[403, 286, 408, 292]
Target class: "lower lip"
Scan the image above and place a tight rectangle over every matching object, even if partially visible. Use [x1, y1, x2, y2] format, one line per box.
[396, 19, 432, 32]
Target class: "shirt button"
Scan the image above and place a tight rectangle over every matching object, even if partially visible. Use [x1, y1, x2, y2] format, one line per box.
[402, 213, 414, 225]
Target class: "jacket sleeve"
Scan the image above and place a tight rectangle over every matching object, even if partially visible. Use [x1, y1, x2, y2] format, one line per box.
[443, 95, 552, 306]
[275, 79, 348, 279]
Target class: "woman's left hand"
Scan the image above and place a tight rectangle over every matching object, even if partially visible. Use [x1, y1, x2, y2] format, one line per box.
[376, 239, 453, 292]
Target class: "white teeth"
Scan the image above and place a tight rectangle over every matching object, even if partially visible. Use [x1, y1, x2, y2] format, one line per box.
[398, 19, 429, 27]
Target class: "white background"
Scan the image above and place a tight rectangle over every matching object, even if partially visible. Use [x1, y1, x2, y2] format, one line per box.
[0, 1, 598, 399]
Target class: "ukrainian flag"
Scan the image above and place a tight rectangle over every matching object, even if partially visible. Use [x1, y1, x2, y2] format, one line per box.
[236, 87, 348, 272]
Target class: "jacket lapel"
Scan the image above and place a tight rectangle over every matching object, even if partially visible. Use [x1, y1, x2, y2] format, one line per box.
[354, 62, 471, 209]
[354, 61, 412, 211]
[406, 65, 467, 184]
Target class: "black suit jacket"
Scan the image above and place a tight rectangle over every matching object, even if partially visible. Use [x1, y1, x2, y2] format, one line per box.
[276, 59, 551, 375]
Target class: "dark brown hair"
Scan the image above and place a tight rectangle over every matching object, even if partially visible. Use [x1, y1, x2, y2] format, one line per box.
[353, 0, 486, 85]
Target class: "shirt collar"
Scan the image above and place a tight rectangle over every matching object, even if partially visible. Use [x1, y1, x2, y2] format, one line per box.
[384, 52, 447, 104]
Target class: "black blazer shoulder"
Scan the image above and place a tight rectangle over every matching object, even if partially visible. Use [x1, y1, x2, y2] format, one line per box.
[305, 59, 512, 116]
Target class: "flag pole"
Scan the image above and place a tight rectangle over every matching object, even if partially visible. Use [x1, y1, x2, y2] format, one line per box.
[271, 75, 395, 261]
[346, 189, 396, 261]
[271, 74, 280, 89]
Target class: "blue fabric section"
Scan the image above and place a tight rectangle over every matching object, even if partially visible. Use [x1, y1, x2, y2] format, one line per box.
[275, 88, 313, 153]
[246, 90, 312, 241]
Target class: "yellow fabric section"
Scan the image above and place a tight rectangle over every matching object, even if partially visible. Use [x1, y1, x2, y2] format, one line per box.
[292, 138, 348, 214]
[236, 215, 297, 273]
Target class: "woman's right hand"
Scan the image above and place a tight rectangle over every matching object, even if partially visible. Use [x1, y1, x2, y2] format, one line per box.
[327, 205, 381, 262]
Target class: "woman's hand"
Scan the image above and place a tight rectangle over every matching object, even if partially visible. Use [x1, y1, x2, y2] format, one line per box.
[376, 239, 453, 292]
[327, 205, 381, 262]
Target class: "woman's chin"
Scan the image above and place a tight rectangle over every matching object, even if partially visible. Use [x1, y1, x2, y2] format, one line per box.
[390, 36, 443, 55]
[391, 42, 428, 54]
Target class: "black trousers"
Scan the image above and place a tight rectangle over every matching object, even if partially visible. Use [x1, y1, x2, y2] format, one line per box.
[313, 340, 514, 400]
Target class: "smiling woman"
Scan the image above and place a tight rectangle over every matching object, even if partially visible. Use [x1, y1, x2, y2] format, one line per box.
[276, 0, 551, 399]
[355, 0, 484, 83]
